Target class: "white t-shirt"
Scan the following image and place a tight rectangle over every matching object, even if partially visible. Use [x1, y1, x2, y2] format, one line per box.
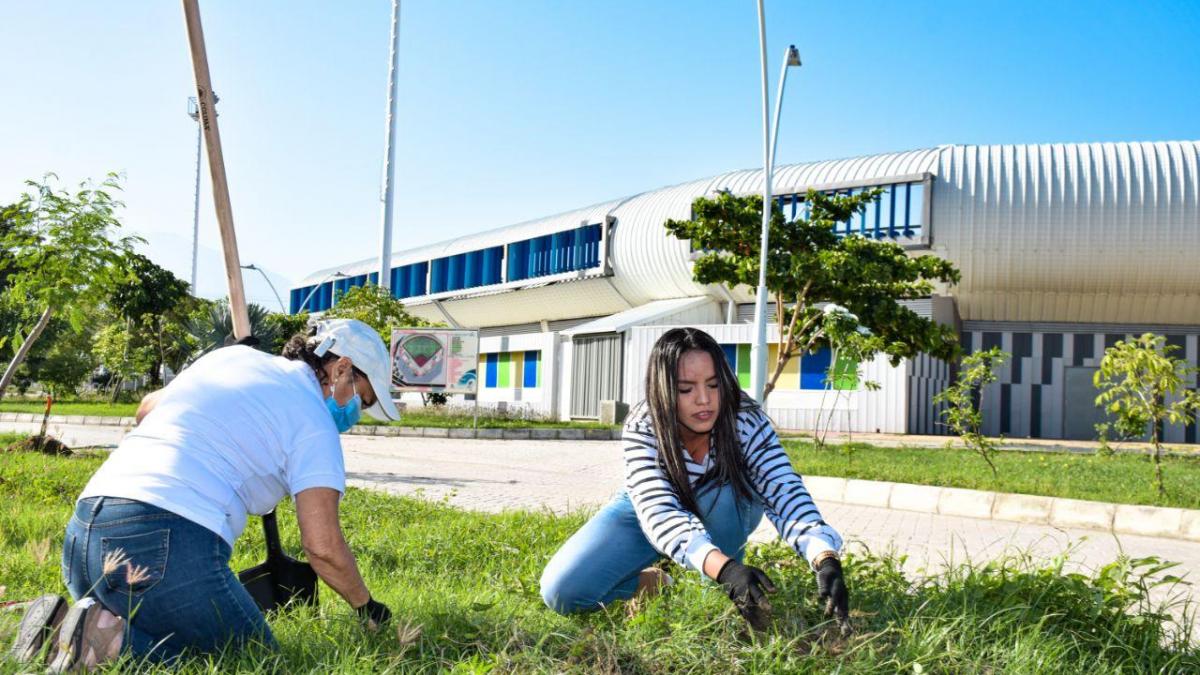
[80, 346, 345, 546]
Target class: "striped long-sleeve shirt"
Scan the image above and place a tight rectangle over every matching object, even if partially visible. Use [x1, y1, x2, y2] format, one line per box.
[623, 402, 842, 572]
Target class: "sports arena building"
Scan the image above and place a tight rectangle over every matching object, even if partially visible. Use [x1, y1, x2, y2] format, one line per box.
[291, 141, 1200, 440]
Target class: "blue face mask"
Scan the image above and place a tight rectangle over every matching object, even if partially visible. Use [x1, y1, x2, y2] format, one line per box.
[326, 394, 362, 432]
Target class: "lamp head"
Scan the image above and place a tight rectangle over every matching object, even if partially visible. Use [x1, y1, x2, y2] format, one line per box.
[786, 45, 801, 67]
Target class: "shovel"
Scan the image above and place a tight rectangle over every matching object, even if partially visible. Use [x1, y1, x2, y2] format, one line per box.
[237, 510, 318, 612]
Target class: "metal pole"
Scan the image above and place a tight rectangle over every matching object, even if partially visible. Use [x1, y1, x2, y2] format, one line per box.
[749, 0, 773, 403]
[298, 272, 346, 314]
[377, 0, 401, 291]
[770, 46, 799, 168]
[242, 264, 286, 313]
[190, 107, 202, 294]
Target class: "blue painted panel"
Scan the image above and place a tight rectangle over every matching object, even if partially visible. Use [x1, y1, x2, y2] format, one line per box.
[800, 347, 833, 390]
[485, 353, 498, 388]
[720, 344, 738, 371]
[522, 350, 539, 387]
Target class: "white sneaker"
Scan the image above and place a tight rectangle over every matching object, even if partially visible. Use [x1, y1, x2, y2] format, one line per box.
[46, 598, 124, 673]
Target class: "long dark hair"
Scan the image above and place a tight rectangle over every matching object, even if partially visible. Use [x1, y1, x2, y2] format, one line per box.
[644, 327, 755, 515]
[281, 328, 338, 389]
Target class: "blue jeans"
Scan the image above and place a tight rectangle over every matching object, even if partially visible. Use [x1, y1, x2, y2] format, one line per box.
[540, 482, 764, 614]
[62, 497, 276, 661]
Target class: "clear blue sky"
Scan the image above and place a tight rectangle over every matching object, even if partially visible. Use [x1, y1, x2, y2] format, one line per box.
[2, 1, 1198, 304]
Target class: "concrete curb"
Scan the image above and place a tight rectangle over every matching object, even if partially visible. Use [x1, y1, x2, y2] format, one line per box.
[805, 475, 1200, 543]
[0, 412, 138, 428]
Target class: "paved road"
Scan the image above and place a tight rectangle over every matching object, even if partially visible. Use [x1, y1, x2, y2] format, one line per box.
[8, 421, 1199, 636]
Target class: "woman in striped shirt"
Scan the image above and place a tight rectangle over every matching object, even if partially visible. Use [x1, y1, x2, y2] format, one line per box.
[540, 327, 849, 630]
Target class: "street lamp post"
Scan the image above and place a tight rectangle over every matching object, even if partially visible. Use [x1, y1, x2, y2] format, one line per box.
[749, 0, 802, 403]
[377, 0, 402, 291]
[187, 97, 202, 294]
[298, 271, 348, 314]
[241, 263, 286, 313]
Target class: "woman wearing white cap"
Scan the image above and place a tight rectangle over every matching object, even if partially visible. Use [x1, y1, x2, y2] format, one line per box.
[10, 319, 399, 670]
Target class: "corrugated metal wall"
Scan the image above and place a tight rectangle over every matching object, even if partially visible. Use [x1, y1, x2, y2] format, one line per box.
[625, 324, 909, 433]
[570, 334, 623, 419]
[934, 142, 1200, 324]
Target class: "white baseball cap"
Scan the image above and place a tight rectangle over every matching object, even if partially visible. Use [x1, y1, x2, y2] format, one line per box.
[310, 319, 401, 422]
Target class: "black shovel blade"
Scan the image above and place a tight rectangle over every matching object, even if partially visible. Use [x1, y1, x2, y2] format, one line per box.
[237, 510, 318, 613]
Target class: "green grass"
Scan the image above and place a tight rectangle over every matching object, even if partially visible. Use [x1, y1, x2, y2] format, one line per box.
[0, 399, 613, 429]
[1, 450, 1196, 673]
[0, 400, 139, 418]
[785, 441, 1200, 509]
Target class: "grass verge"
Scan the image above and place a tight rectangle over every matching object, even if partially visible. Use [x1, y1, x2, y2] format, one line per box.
[1, 450, 1196, 673]
[784, 441, 1200, 510]
[0, 399, 614, 430]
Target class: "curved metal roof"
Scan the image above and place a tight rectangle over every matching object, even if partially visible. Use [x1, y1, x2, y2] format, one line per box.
[296, 141, 1200, 326]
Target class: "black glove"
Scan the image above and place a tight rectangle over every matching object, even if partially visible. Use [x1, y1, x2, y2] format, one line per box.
[716, 559, 777, 631]
[356, 597, 392, 628]
[815, 557, 850, 633]
[225, 334, 261, 348]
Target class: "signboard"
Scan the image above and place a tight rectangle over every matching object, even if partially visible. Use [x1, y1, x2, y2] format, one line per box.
[390, 328, 479, 394]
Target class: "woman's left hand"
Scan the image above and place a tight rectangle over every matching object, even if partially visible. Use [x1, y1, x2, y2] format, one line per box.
[815, 557, 851, 634]
[329, 356, 357, 405]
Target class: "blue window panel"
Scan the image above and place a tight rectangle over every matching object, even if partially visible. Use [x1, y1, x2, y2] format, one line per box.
[507, 240, 529, 281]
[409, 262, 427, 296]
[720, 343, 738, 371]
[528, 236, 547, 277]
[551, 231, 571, 273]
[571, 226, 586, 270]
[482, 246, 503, 284]
[464, 250, 482, 288]
[445, 255, 462, 291]
[485, 353, 498, 388]
[800, 347, 833, 390]
[876, 186, 891, 239]
[430, 258, 448, 293]
[319, 282, 333, 311]
[289, 288, 300, 314]
[908, 182, 924, 235]
[368, 272, 379, 285]
[900, 183, 912, 237]
[583, 225, 597, 267]
[885, 185, 897, 239]
[522, 350, 539, 387]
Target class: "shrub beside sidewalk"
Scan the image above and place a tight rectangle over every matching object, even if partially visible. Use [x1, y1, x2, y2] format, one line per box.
[1, 451, 1196, 672]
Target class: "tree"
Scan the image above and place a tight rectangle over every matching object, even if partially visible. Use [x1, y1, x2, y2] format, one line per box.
[933, 347, 1009, 477]
[263, 311, 310, 355]
[666, 189, 960, 402]
[1094, 334, 1200, 499]
[107, 252, 195, 386]
[0, 175, 139, 399]
[322, 283, 440, 344]
[16, 316, 97, 397]
[93, 320, 156, 402]
[186, 300, 279, 359]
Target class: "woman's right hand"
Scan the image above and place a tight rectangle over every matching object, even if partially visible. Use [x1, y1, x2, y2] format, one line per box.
[715, 559, 777, 631]
[355, 596, 393, 630]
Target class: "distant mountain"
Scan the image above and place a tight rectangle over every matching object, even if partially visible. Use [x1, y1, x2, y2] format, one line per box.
[130, 230, 293, 313]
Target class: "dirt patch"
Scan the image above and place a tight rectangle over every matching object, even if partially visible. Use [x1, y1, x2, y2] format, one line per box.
[6, 435, 71, 456]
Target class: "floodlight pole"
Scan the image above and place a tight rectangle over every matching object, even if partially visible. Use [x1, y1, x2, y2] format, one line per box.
[241, 264, 286, 313]
[377, 0, 401, 291]
[750, 1, 803, 402]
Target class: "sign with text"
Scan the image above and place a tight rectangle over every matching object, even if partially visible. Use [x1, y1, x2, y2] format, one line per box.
[390, 328, 479, 394]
